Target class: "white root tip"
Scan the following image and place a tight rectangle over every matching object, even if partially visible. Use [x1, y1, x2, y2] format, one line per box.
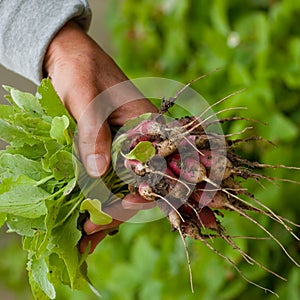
[168, 210, 195, 293]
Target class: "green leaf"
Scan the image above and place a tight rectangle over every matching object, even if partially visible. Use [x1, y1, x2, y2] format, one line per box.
[63, 178, 77, 196]
[0, 77, 102, 299]
[38, 195, 65, 255]
[111, 113, 154, 167]
[29, 276, 52, 300]
[6, 215, 45, 237]
[50, 115, 71, 145]
[3, 85, 44, 115]
[0, 103, 19, 119]
[47, 253, 70, 287]
[50, 211, 83, 289]
[0, 103, 51, 144]
[48, 149, 75, 180]
[80, 198, 113, 225]
[13, 112, 52, 137]
[29, 255, 56, 299]
[42, 140, 63, 172]
[0, 176, 48, 218]
[0, 153, 50, 181]
[5, 142, 47, 160]
[0, 118, 39, 146]
[37, 79, 76, 131]
[125, 141, 156, 163]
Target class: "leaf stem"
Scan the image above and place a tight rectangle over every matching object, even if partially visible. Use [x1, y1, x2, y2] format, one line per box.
[34, 175, 55, 186]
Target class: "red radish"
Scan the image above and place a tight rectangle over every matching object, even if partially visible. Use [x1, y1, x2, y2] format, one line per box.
[168, 154, 208, 183]
[197, 150, 232, 181]
[181, 157, 207, 183]
[138, 181, 155, 201]
[179, 203, 219, 230]
[126, 119, 163, 136]
[129, 134, 153, 149]
[167, 153, 181, 176]
[110, 77, 300, 296]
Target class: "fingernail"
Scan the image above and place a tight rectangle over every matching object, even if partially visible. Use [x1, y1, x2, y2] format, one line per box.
[86, 154, 108, 177]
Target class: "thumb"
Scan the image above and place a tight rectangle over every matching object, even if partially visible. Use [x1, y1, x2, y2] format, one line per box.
[77, 118, 112, 177]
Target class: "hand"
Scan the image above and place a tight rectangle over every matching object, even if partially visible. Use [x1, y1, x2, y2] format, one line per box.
[44, 21, 157, 253]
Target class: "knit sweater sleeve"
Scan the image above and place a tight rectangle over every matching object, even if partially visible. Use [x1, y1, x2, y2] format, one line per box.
[0, 0, 91, 84]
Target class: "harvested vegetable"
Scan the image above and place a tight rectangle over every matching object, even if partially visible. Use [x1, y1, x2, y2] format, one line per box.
[0, 79, 119, 299]
[0, 78, 299, 299]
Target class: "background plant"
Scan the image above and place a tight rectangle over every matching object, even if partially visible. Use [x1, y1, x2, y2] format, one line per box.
[0, 0, 299, 299]
[101, 1, 300, 299]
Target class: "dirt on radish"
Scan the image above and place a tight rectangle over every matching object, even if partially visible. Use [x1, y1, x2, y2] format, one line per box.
[109, 77, 300, 297]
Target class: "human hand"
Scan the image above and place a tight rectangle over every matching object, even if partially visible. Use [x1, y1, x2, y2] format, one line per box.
[44, 20, 157, 253]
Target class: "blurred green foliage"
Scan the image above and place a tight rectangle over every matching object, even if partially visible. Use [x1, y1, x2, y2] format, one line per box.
[103, 0, 300, 299]
[1, 0, 300, 299]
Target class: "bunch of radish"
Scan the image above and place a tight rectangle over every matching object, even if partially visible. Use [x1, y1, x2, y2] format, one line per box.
[6, 78, 299, 298]
[110, 82, 300, 295]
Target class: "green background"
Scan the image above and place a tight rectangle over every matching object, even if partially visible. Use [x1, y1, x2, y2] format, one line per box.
[1, 0, 300, 299]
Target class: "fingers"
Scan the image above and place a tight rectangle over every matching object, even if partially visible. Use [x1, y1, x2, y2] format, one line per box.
[77, 116, 112, 177]
[121, 193, 157, 210]
[83, 193, 155, 234]
[79, 231, 108, 254]
[83, 217, 123, 236]
[109, 98, 158, 126]
[44, 21, 159, 253]
[72, 83, 156, 179]
[79, 194, 156, 254]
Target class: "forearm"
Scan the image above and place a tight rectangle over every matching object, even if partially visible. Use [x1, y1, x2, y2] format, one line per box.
[0, 0, 91, 84]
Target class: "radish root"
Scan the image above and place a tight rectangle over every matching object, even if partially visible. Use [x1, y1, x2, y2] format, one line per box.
[111, 75, 300, 295]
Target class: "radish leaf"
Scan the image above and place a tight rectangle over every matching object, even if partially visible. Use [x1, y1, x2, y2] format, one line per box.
[80, 198, 113, 225]
[50, 211, 83, 289]
[48, 150, 74, 180]
[50, 115, 71, 145]
[37, 79, 76, 131]
[30, 256, 56, 299]
[3, 85, 44, 115]
[0, 77, 127, 299]
[6, 215, 45, 237]
[0, 153, 50, 181]
[0, 176, 48, 218]
[125, 141, 156, 163]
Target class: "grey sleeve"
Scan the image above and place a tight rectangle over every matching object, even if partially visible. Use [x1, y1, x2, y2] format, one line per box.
[0, 0, 92, 84]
